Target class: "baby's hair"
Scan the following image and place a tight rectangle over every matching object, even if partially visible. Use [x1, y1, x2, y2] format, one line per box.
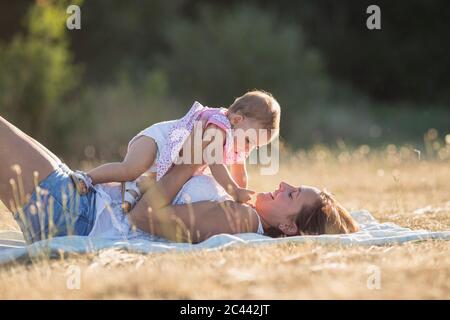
[228, 90, 281, 131]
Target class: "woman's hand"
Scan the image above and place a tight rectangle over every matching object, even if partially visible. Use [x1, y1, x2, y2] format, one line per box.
[70, 171, 92, 195]
[128, 163, 202, 225]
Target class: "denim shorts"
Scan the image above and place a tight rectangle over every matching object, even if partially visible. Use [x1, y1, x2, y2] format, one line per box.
[13, 163, 96, 244]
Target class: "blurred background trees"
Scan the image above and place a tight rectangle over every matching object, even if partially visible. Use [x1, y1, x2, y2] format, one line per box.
[0, 0, 80, 140]
[0, 0, 449, 163]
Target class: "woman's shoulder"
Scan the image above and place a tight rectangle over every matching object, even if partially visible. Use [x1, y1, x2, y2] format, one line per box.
[218, 200, 261, 233]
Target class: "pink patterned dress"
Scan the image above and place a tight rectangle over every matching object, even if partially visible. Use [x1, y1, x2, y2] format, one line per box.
[153, 101, 246, 181]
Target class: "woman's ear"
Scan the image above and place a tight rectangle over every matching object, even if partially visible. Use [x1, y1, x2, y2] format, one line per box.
[278, 222, 298, 236]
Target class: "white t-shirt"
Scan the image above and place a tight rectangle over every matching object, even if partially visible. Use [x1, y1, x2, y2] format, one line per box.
[89, 174, 264, 241]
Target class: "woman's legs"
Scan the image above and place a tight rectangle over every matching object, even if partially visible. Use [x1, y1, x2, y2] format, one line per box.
[0, 115, 60, 212]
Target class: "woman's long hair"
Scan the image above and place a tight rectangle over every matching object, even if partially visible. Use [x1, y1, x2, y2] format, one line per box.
[265, 189, 359, 237]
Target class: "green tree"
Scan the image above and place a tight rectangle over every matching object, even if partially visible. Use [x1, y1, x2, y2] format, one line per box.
[160, 5, 329, 140]
[0, 0, 81, 140]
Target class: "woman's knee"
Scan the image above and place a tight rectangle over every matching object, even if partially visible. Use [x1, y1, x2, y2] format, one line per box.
[0, 116, 58, 209]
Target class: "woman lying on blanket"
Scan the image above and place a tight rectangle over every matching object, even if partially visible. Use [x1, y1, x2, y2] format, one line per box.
[0, 115, 359, 244]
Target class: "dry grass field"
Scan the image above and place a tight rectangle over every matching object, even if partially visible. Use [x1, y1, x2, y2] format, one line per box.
[0, 142, 449, 299]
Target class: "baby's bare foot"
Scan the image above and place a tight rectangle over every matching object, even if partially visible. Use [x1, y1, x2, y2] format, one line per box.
[122, 201, 132, 213]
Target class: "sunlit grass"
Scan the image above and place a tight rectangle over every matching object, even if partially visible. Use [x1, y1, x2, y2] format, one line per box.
[0, 136, 449, 298]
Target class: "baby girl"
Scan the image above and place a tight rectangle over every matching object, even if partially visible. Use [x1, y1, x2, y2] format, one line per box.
[71, 90, 281, 212]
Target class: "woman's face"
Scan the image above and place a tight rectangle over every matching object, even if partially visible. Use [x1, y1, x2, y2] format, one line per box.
[255, 182, 321, 235]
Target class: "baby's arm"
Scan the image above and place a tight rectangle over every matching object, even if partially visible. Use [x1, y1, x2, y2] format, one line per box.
[202, 124, 254, 203]
[88, 136, 157, 185]
[202, 123, 238, 192]
[209, 164, 254, 203]
[230, 163, 248, 188]
[209, 163, 239, 195]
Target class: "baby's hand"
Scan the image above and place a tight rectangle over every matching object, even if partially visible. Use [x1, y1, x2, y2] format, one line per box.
[232, 187, 255, 203]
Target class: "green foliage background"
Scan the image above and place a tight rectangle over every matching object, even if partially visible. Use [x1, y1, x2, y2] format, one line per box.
[0, 0, 449, 163]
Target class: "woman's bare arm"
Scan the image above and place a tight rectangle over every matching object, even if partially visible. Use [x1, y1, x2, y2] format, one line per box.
[129, 198, 260, 243]
[127, 121, 260, 243]
[127, 159, 259, 243]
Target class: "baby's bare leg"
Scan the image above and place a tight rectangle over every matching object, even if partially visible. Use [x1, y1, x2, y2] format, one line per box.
[88, 136, 157, 184]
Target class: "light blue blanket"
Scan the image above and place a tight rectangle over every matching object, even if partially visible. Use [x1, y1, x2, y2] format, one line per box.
[0, 210, 449, 264]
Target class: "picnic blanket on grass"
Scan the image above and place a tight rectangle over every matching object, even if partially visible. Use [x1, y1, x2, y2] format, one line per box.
[0, 210, 449, 265]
